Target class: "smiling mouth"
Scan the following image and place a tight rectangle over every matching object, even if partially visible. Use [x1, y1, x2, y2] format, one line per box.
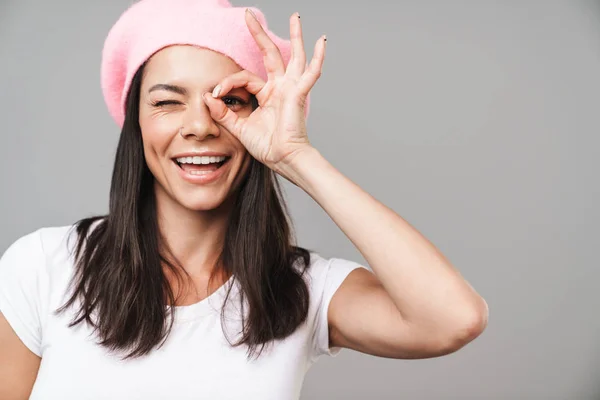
[173, 156, 231, 174]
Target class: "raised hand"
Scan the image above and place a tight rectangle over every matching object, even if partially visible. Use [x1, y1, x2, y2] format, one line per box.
[202, 9, 326, 172]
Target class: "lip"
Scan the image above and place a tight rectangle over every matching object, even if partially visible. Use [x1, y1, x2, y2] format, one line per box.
[172, 151, 230, 159]
[172, 154, 231, 185]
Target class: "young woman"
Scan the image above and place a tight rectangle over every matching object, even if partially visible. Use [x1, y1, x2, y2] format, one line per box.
[0, 0, 488, 399]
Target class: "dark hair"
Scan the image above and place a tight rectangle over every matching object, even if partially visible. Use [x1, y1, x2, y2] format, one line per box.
[55, 61, 312, 361]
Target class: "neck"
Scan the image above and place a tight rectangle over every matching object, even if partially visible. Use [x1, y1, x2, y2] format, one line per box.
[154, 185, 232, 280]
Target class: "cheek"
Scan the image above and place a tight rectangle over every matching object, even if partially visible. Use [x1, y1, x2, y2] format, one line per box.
[139, 116, 176, 156]
[231, 151, 252, 188]
[139, 119, 178, 181]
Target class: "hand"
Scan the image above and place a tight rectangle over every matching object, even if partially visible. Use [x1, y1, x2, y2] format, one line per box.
[202, 9, 326, 173]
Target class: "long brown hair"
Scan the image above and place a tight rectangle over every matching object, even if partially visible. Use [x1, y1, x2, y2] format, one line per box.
[55, 62, 312, 361]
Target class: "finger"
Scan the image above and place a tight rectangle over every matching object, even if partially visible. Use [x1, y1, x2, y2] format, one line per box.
[212, 70, 268, 105]
[297, 35, 326, 96]
[286, 12, 306, 78]
[245, 9, 286, 79]
[203, 93, 244, 138]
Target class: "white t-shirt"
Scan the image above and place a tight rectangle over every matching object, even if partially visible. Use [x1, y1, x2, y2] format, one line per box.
[0, 225, 366, 400]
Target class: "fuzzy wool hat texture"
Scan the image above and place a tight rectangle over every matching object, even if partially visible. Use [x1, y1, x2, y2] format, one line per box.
[101, 0, 310, 127]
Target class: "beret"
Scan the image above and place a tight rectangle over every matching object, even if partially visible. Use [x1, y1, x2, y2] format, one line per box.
[101, 0, 310, 127]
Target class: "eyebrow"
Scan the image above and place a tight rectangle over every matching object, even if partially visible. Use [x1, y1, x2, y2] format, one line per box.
[148, 83, 189, 95]
[147, 83, 244, 97]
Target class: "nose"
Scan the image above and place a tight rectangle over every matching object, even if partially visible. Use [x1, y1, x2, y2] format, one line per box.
[179, 97, 220, 140]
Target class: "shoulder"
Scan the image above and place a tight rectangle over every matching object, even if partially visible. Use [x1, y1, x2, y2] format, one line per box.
[298, 252, 369, 359]
[0, 224, 77, 278]
[299, 251, 369, 298]
[0, 225, 76, 357]
[303, 251, 367, 280]
[1, 225, 75, 252]
[0, 228, 45, 272]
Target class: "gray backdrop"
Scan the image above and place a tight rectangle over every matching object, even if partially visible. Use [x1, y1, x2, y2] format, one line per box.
[1, 0, 599, 399]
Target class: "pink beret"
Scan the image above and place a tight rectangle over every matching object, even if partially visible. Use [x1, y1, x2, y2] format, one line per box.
[101, 0, 310, 128]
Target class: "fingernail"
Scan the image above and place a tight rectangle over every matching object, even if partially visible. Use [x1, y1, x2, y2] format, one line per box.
[212, 85, 221, 98]
[246, 8, 258, 20]
[297, 12, 300, 19]
[323, 35, 327, 42]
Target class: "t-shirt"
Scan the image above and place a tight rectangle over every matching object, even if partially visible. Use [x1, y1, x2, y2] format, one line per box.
[0, 225, 367, 400]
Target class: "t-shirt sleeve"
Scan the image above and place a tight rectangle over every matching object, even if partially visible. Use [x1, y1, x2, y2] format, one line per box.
[310, 256, 369, 361]
[0, 229, 48, 357]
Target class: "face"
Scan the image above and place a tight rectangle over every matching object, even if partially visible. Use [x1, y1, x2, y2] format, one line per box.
[138, 45, 254, 212]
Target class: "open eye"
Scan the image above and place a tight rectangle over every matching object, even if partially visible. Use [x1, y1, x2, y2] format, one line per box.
[222, 96, 249, 110]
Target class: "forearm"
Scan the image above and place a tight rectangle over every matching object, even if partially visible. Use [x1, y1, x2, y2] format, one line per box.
[278, 147, 488, 333]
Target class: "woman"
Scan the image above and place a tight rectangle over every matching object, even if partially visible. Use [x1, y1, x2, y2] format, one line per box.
[0, 0, 488, 399]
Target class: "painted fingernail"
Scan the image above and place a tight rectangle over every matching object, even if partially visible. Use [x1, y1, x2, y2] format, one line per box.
[323, 35, 327, 42]
[212, 85, 221, 98]
[297, 12, 300, 19]
[246, 8, 258, 20]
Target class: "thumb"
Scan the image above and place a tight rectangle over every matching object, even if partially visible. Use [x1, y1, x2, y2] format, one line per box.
[203, 93, 242, 138]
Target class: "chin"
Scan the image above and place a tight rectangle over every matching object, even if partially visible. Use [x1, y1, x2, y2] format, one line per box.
[151, 156, 248, 212]
[179, 196, 229, 212]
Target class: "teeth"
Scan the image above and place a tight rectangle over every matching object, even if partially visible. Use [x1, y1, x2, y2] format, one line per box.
[176, 156, 227, 165]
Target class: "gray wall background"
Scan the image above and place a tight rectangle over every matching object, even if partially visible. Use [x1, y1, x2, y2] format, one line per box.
[1, 0, 599, 398]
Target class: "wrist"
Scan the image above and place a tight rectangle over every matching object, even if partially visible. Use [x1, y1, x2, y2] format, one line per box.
[274, 146, 325, 188]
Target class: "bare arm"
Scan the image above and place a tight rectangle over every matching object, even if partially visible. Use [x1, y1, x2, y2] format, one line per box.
[279, 148, 488, 358]
[0, 312, 40, 400]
